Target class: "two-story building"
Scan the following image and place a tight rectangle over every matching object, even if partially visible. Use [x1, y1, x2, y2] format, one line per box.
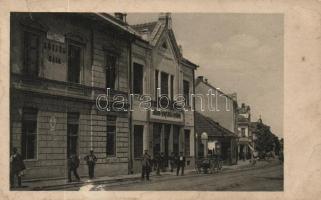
[194, 76, 238, 164]
[129, 13, 198, 172]
[10, 13, 142, 180]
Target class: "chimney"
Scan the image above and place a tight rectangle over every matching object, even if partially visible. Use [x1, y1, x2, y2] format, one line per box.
[114, 13, 127, 23]
[159, 12, 172, 29]
[198, 76, 204, 81]
[204, 78, 208, 83]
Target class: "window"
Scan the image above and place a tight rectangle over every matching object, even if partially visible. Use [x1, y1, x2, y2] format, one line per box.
[161, 72, 169, 96]
[67, 44, 82, 83]
[133, 63, 144, 95]
[105, 54, 117, 90]
[106, 116, 116, 156]
[155, 70, 159, 98]
[67, 112, 79, 157]
[241, 128, 246, 137]
[134, 125, 144, 158]
[183, 80, 190, 106]
[21, 108, 38, 160]
[170, 75, 174, 100]
[23, 31, 40, 76]
[184, 130, 190, 156]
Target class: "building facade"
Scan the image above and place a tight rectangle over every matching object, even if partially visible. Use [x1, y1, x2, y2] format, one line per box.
[10, 13, 141, 180]
[130, 14, 198, 172]
[237, 103, 253, 160]
[194, 76, 238, 164]
[195, 112, 238, 165]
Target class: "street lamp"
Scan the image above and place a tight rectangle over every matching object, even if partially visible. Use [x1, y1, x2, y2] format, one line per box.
[201, 132, 208, 158]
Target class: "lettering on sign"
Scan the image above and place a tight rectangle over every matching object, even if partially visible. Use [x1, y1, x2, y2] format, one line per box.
[47, 32, 65, 43]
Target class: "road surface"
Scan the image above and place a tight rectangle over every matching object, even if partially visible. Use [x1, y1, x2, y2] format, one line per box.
[85, 163, 283, 191]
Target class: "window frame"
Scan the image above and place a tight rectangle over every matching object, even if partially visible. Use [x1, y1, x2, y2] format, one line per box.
[133, 125, 144, 159]
[133, 62, 144, 95]
[22, 30, 42, 77]
[21, 107, 38, 161]
[184, 130, 190, 156]
[67, 41, 84, 84]
[105, 53, 118, 90]
[106, 116, 117, 157]
[67, 112, 80, 158]
[183, 80, 190, 106]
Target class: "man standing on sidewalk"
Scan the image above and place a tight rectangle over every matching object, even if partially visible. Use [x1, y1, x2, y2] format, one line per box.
[141, 150, 151, 181]
[68, 154, 80, 182]
[176, 152, 186, 176]
[84, 150, 97, 179]
[10, 147, 25, 188]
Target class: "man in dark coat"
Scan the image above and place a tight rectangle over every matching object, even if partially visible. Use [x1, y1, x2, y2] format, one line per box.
[10, 147, 25, 188]
[84, 150, 97, 179]
[68, 154, 80, 182]
[176, 152, 186, 176]
[141, 150, 151, 181]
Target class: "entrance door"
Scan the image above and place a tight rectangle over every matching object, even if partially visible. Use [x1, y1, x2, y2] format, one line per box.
[153, 123, 161, 157]
[173, 125, 180, 155]
[67, 113, 79, 157]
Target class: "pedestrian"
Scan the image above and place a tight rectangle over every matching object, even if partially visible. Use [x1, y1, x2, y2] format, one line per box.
[141, 150, 151, 181]
[160, 152, 166, 172]
[155, 152, 161, 175]
[68, 154, 80, 182]
[10, 147, 25, 188]
[176, 152, 185, 176]
[169, 152, 175, 172]
[84, 150, 97, 179]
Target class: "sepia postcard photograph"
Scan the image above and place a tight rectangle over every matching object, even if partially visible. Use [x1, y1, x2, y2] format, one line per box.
[1, 0, 321, 199]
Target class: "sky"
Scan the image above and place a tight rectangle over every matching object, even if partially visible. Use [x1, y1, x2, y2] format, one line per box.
[126, 13, 284, 137]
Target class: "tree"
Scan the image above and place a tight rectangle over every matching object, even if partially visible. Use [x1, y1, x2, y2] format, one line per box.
[254, 123, 276, 158]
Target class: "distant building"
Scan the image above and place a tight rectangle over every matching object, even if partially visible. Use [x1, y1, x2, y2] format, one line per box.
[195, 76, 238, 133]
[237, 103, 253, 160]
[194, 76, 238, 164]
[195, 112, 238, 165]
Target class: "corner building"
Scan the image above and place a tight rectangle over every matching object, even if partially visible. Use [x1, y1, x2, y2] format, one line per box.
[130, 14, 198, 172]
[10, 13, 138, 180]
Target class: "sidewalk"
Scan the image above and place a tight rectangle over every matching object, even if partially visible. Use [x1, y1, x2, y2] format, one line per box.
[17, 168, 196, 191]
[16, 159, 280, 191]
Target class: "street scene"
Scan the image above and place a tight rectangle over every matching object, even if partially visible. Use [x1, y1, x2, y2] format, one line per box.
[10, 12, 283, 191]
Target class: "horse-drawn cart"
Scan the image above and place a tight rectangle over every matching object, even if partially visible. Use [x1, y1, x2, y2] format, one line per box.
[195, 155, 222, 174]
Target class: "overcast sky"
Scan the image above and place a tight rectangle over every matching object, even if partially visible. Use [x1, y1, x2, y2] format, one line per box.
[127, 13, 283, 137]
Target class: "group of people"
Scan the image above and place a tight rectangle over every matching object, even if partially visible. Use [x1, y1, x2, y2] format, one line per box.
[10, 148, 98, 187]
[141, 150, 186, 181]
[67, 150, 98, 182]
[10, 147, 187, 187]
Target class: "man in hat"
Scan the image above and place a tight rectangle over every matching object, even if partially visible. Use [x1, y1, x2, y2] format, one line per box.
[10, 147, 25, 188]
[176, 152, 186, 176]
[84, 150, 97, 179]
[68, 154, 80, 182]
[141, 150, 151, 181]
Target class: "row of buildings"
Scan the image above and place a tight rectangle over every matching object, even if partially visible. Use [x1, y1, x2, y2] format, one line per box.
[10, 12, 259, 180]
